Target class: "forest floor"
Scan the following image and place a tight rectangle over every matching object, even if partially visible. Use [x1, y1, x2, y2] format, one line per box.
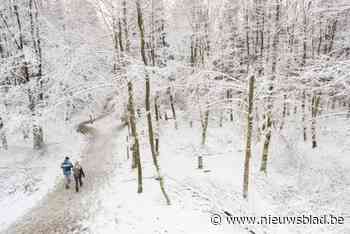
[1, 113, 350, 234]
[1, 119, 124, 234]
[0, 120, 84, 232]
[85, 113, 350, 234]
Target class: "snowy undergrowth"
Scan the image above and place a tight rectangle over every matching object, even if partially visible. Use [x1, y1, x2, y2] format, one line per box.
[87, 113, 350, 234]
[0, 120, 87, 232]
[255, 117, 350, 234]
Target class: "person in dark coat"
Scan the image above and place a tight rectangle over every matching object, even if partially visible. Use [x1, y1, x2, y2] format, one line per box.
[61, 157, 73, 189]
[73, 161, 85, 192]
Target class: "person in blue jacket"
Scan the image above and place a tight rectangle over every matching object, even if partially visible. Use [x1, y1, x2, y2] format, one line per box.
[61, 157, 74, 189]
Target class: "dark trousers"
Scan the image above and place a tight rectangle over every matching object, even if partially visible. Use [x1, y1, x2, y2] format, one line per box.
[74, 175, 83, 192]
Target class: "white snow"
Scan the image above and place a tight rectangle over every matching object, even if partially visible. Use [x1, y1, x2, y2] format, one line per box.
[0, 121, 86, 232]
[85, 113, 350, 234]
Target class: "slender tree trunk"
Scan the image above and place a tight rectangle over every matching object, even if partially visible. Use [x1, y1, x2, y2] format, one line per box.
[302, 0, 307, 67]
[198, 107, 209, 170]
[260, 113, 271, 173]
[127, 81, 143, 193]
[280, 94, 287, 130]
[255, 107, 261, 142]
[317, 18, 323, 56]
[129, 116, 137, 169]
[122, 0, 130, 52]
[144, 74, 157, 163]
[136, 0, 170, 205]
[227, 89, 234, 121]
[260, 0, 280, 174]
[126, 135, 130, 159]
[112, 16, 121, 73]
[118, 19, 124, 52]
[243, 75, 255, 199]
[154, 95, 160, 155]
[126, 118, 131, 161]
[168, 86, 178, 129]
[328, 20, 337, 53]
[30, 0, 44, 150]
[201, 109, 209, 146]
[145, 64, 170, 205]
[302, 90, 307, 141]
[136, 0, 148, 66]
[311, 94, 320, 148]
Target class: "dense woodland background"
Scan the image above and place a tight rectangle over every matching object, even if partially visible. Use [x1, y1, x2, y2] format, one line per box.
[0, 0, 350, 209]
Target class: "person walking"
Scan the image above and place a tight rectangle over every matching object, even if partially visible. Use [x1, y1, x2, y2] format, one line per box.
[73, 161, 85, 192]
[61, 157, 73, 189]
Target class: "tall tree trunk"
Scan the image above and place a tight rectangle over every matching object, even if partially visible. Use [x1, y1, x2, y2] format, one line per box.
[243, 75, 255, 199]
[136, 0, 148, 66]
[30, 0, 44, 150]
[301, 0, 308, 67]
[260, 0, 280, 174]
[112, 17, 121, 73]
[154, 95, 160, 155]
[145, 74, 157, 159]
[136, 0, 170, 205]
[127, 81, 143, 193]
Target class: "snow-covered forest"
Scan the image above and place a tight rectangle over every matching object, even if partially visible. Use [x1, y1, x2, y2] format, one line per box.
[0, 0, 350, 233]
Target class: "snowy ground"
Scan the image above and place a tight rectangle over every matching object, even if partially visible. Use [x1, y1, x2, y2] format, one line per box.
[1, 113, 126, 234]
[1, 112, 349, 234]
[86, 113, 350, 234]
[0, 121, 85, 232]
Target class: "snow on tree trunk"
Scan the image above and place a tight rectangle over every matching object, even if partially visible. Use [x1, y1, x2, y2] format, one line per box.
[260, 0, 280, 175]
[243, 75, 255, 199]
[127, 81, 143, 193]
[260, 113, 272, 173]
[198, 107, 209, 170]
[280, 94, 287, 130]
[136, 0, 170, 205]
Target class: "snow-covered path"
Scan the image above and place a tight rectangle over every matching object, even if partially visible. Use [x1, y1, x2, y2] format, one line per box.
[3, 122, 124, 234]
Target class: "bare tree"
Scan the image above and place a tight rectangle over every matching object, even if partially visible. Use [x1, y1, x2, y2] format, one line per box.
[136, 0, 171, 205]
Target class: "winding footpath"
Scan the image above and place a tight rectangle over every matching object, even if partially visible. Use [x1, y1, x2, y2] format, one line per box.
[3, 121, 124, 234]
